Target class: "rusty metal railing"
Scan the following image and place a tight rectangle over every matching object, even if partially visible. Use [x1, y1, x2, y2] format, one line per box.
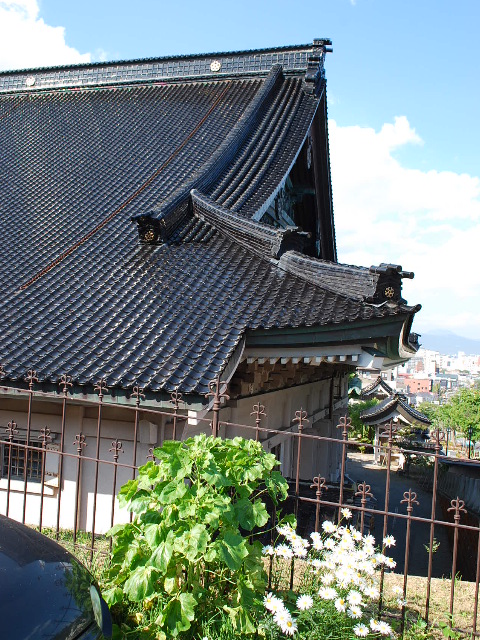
[0, 373, 478, 636]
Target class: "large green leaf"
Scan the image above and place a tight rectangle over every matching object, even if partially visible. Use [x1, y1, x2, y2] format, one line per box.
[137, 460, 163, 488]
[174, 523, 209, 562]
[102, 586, 124, 606]
[144, 523, 162, 549]
[223, 605, 257, 634]
[148, 539, 174, 574]
[158, 592, 197, 636]
[128, 489, 152, 514]
[123, 565, 159, 601]
[117, 479, 139, 508]
[215, 530, 249, 570]
[158, 479, 187, 504]
[234, 497, 268, 530]
[265, 471, 289, 502]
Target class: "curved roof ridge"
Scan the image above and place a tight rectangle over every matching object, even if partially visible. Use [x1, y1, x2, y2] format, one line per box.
[191, 190, 310, 258]
[143, 65, 284, 225]
[278, 251, 375, 300]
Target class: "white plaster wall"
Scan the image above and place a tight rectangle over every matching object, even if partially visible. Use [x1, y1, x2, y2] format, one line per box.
[0, 375, 348, 534]
[0, 405, 166, 534]
[218, 378, 346, 483]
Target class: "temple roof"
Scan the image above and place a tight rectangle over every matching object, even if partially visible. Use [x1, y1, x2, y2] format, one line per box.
[361, 376, 396, 399]
[360, 394, 431, 427]
[0, 42, 420, 399]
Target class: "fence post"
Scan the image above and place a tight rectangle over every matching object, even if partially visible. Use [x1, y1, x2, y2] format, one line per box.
[425, 427, 443, 622]
[56, 374, 72, 538]
[73, 433, 87, 545]
[251, 402, 266, 442]
[378, 419, 397, 614]
[22, 370, 38, 524]
[109, 438, 124, 536]
[400, 489, 419, 634]
[336, 414, 351, 523]
[355, 481, 373, 535]
[5, 419, 18, 517]
[90, 378, 108, 560]
[38, 426, 52, 532]
[206, 377, 229, 438]
[310, 475, 327, 532]
[447, 497, 467, 625]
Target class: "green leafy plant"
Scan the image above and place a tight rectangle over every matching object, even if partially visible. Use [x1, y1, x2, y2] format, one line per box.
[102, 434, 288, 639]
[423, 538, 440, 555]
[402, 617, 434, 639]
[438, 619, 463, 639]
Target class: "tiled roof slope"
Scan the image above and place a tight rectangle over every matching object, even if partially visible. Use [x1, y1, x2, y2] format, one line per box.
[0, 42, 419, 395]
[360, 395, 431, 426]
[361, 376, 395, 398]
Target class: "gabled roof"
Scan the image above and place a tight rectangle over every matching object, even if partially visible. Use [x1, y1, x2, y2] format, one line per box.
[360, 394, 431, 426]
[0, 42, 420, 399]
[361, 376, 395, 399]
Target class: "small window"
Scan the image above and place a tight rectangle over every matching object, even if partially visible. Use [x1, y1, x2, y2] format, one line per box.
[2, 440, 44, 481]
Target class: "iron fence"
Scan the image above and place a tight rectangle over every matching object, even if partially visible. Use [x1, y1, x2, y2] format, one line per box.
[0, 372, 479, 636]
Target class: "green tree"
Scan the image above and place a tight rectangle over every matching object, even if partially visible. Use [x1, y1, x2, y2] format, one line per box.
[348, 399, 379, 443]
[417, 401, 441, 426]
[436, 388, 480, 441]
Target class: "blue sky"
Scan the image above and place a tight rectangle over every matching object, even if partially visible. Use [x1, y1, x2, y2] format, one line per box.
[1, 0, 479, 341]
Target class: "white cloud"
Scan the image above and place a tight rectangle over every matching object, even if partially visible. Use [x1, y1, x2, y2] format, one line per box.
[329, 116, 480, 340]
[0, 1, 91, 71]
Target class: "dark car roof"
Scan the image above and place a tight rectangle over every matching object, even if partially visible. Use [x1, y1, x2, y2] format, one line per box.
[0, 515, 98, 640]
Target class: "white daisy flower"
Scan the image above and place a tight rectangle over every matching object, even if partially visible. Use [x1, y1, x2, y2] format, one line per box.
[347, 590, 363, 606]
[277, 524, 295, 537]
[280, 617, 297, 636]
[392, 585, 403, 595]
[335, 597, 346, 612]
[322, 572, 335, 586]
[318, 586, 337, 600]
[274, 607, 291, 625]
[324, 538, 336, 550]
[341, 507, 353, 520]
[322, 520, 337, 533]
[310, 531, 322, 543]
[276, 543, 294, 559]
[384, 557, 396, 569]
[383, 535, 396, 548]
[397, 598, 408, 608]
[293, 545, 308, 558]
[296, 594, 313, 610]
[263, 592, 284, 613]
[262, 544, 274, 556]
[377, 620, 393, 636]
[363, 585, 380, 600]
[353, 623, 370, 637]
[348, 605, 363, 619]
[312, 538, 324, 551]
[370, 618, 381, 631]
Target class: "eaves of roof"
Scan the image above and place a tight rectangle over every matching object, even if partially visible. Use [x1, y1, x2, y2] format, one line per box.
[360, 394, 431, 426]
